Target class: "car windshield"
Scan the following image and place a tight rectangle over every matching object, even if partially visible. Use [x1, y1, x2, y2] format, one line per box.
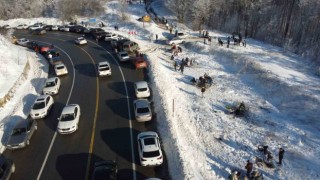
[60, 113, 75, 121]
[137, 88, 147, 92]
[137, 107, 149, 113]
[45, 82, 55, 87]
[56, 66, 65, 70]
[33, 102, 45, 109]
[12, 128, 26, 136]
[99, 65, 110, 70]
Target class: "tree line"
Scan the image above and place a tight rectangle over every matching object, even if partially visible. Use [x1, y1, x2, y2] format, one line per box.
[0, 0, 107, 22]
[165, 0, 320, 63]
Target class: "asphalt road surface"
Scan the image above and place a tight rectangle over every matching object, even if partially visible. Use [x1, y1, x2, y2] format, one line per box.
[4, 30, 169, 180]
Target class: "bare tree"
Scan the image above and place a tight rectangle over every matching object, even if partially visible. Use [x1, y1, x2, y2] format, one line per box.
[165, 0, 191, 23]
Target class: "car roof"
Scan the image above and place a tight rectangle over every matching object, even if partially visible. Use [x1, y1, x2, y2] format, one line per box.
[135, 81, 148, 89]
[55, 63, 65, 67]
[61, 104, 78, 114]
[134, 99, 149, 108]
[98, 61, 110, 66]
[14, 119, 32, 129]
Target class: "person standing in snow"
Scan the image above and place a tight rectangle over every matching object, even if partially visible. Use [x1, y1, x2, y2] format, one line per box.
[174, 61, 178, 71]
[155, 34, 158, 42]
[245, 160, 253, 176]
[48, 53, 52, 62]
[227, 37, 230, 48]
[170, 55, 174, 61]
[201, 86, 206, 97]
[278, 148, 285, 165]
[242, 39, 246, 47]
[180, 62, 185, 74]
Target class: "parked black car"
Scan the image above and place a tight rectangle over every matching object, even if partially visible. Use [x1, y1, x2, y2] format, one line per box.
[0, 155, 15, 180]
[43, 25, 53, 31]
[92, 31, 109, 40]
[32, 29, 46, 35]
[26, 41, 39, 50]
[92, 160, 117, 180]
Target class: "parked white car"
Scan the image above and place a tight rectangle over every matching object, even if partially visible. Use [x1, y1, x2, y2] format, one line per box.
[29, 25, 43, 30]
[30, 95, 54, 119]
[134, 81, 150, 98]
[54, 63, 68, 76]
[16, 24, 28, 30]
[75, 37, 87, 45]
[97, 61, 112, 77]
[105, 33, 121, 41]
[57, 104, 81, 134]
[16, 38, 30, 46]
[43, 77, 61, 95]
[133, 99, 152, 122]
[51, 25, 59, 31]
[137, 131, 163, 166]
[117, 51, 130, 62]
[167, 37, 185, 45]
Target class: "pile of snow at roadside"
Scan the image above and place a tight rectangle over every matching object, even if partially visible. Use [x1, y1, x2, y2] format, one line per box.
[0, 34, 49, 153]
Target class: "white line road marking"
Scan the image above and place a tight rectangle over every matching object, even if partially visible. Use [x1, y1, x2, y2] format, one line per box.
[33, 40, 76, 180]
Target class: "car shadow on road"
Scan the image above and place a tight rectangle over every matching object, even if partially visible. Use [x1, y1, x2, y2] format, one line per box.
[107, 81, 132, 97]
[104, 98, 133, 119]
[74, 63, 97, 77]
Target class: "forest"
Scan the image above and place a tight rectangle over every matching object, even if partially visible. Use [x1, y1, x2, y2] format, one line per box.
[165, 0, 320, 63]
[0, 0, 319, 63]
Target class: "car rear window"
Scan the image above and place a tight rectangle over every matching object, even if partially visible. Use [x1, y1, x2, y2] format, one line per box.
[56, 66, 65, 70]
[99, 65, 110, 70]
[143, 150, 160, 158]
[137, 107, 149, 113]
[45, 82, 55, 87]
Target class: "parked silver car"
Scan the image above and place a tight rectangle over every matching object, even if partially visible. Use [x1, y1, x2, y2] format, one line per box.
[6, 119, 37, 150]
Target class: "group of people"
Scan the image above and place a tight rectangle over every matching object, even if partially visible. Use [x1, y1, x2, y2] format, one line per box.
[217, 36, 247, 48]
[235, 147, 285, 180]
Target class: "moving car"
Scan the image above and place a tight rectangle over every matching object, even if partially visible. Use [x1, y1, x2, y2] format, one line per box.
[132, 57, 148, 70]
[92, 160, 117, 180]
[32, 28, 46, 35]
[167, 37, 185, 45]
[43, 77, 61, 95]
[16, 24, 28, 29]
[0, 155, 15, 179]
[134, 81, 150, 98]
[117, 51, 130, 62]
[133, 99, 152, 122]
[45, 49, 61, 64]
[26, 41, 39, 50]
[137, 131, 163, 166]
[57, 104, 81, 134]
[75, 37, 87, 45]
[54, 63, 68, 76]
[97, 61, 112, 77]
[30, 95, 54, 119]
[17, 38, 30, 46]
[6, 119, 37, 150]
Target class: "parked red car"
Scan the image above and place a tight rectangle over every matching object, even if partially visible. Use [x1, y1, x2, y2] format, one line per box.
[132, 57, 147, 70]
[39, 44, 54, 54]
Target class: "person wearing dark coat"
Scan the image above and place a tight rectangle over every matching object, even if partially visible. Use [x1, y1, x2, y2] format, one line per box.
[174, 61, 178, 71]
[278, 148, 285, 165]
[170, 55, 174, 61]
[245, 160, 253, 176]
[180, 63, 185, 74]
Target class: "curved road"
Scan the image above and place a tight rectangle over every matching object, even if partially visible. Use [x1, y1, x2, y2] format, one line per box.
[4, 31, 169, 180]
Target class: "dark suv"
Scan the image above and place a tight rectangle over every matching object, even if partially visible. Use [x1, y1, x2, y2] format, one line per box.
[0, 155, 15, 180]
[92, 160, 117, 180]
